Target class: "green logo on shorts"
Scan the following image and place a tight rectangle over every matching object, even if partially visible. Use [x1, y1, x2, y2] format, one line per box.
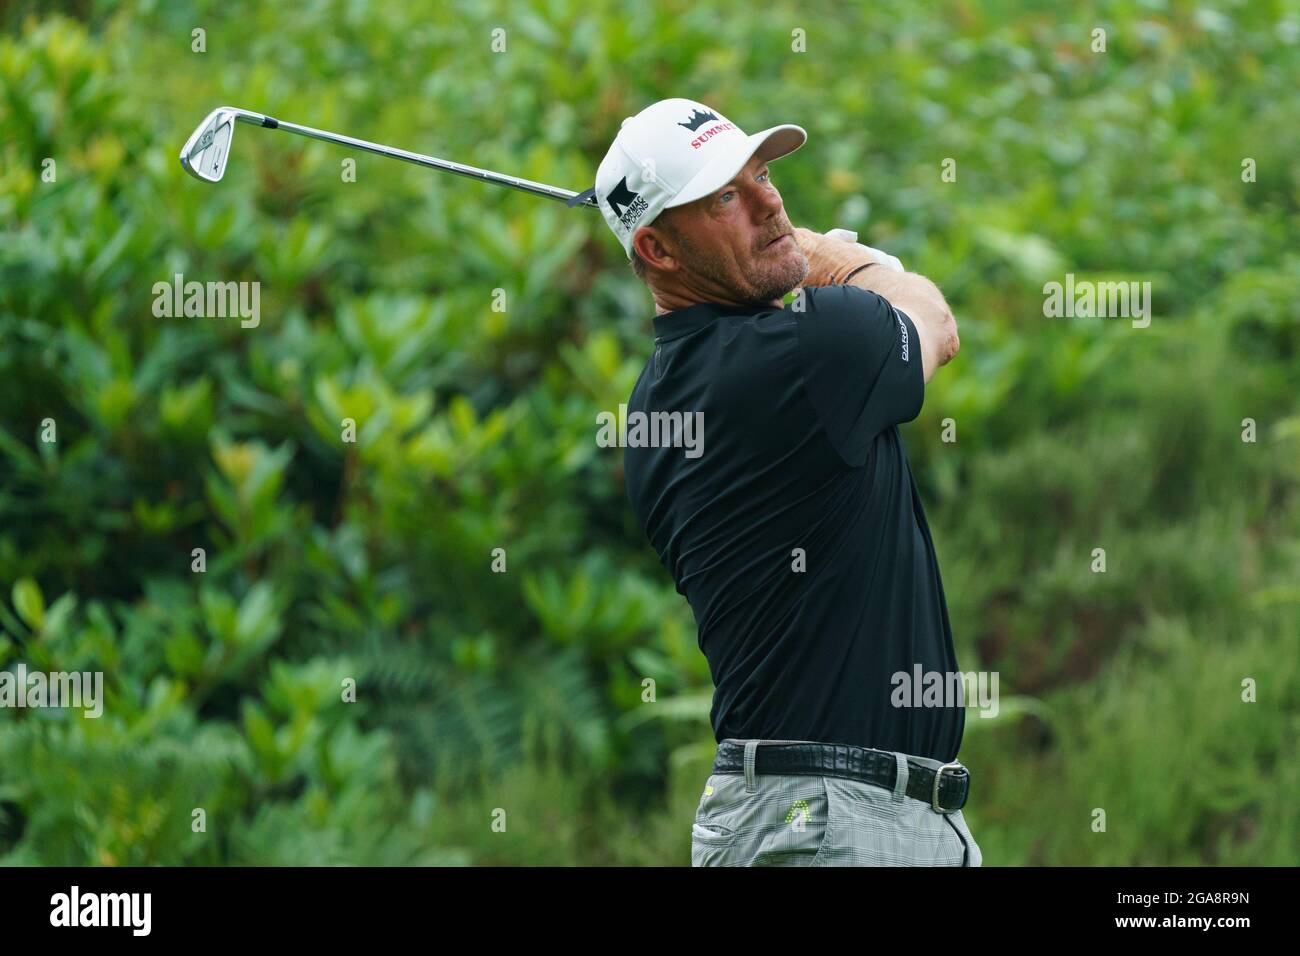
[785, 800, 811, 824]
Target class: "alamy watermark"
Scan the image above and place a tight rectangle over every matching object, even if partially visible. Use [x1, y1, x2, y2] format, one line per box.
[152, 272, 260, 328]
[0, 664, 103, 718]
[1043, 273, 1151, 328]
[596, 404, 704, 459]
[891, 666, 1000, 718]
[50, 886, 150, 936]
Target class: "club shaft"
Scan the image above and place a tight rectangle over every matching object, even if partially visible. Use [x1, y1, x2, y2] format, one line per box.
[237, 112, 596, 208]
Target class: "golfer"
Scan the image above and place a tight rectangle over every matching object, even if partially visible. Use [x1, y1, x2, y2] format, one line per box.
[590, 98, 981, 866]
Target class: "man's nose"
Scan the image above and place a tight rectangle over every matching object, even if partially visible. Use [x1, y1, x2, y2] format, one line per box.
[751, 182, 784, 220]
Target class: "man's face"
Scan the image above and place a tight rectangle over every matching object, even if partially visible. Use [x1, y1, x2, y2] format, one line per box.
[647, 153, 809, 307]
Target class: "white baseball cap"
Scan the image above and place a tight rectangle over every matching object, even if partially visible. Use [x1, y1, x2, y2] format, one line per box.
[575, 98, 806, 259]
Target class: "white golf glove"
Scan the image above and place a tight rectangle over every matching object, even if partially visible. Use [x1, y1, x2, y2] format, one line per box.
[824, 228, 905, 274]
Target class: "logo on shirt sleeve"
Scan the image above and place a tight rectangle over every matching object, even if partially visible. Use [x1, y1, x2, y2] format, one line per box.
[894, 309, 910, 363]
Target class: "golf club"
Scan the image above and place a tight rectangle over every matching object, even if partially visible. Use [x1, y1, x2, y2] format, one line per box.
[179, 106, 600, 208]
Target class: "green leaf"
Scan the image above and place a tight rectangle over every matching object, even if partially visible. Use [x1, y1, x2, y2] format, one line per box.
[12, 578, 45, 632]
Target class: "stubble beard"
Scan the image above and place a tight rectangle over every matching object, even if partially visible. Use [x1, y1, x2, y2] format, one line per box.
[672, 227, 810, 307]
[750, 243, 809, 304]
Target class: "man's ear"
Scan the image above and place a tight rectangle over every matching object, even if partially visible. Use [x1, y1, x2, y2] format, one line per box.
[632, 225, 677, 272]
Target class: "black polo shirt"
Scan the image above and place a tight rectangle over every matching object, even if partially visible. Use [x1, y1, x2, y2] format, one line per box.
[623, 284, 964, 762]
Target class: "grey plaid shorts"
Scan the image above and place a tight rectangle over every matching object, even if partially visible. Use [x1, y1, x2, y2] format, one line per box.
[691, 738, 983, 867]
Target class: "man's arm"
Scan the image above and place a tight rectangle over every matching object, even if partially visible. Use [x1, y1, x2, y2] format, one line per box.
[846, 266, 959, 384]
[792, 228, 959, 383]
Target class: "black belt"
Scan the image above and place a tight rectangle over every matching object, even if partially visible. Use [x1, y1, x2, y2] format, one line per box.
[712, 739, 970, 813]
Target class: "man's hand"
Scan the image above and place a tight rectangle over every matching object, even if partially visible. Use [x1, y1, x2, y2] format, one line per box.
[824, 229, 904, 273]
[793, 227, 879, 288]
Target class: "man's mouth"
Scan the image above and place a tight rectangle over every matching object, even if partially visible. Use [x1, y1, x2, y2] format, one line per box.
[764, 233, 792, 249]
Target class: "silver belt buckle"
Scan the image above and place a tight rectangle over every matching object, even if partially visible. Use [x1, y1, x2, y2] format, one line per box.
[931, 760, 967, 814]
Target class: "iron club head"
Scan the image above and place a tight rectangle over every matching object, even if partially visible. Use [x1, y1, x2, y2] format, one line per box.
[180, 107, 277, 182]
[179, 107, 242, 182]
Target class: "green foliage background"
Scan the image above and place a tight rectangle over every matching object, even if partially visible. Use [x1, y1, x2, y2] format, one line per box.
[1, 0, 1297, 865]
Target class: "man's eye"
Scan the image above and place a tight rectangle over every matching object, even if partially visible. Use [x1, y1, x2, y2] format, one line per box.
[720, 191, 735, 203]
[757, 171, 770, 183]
